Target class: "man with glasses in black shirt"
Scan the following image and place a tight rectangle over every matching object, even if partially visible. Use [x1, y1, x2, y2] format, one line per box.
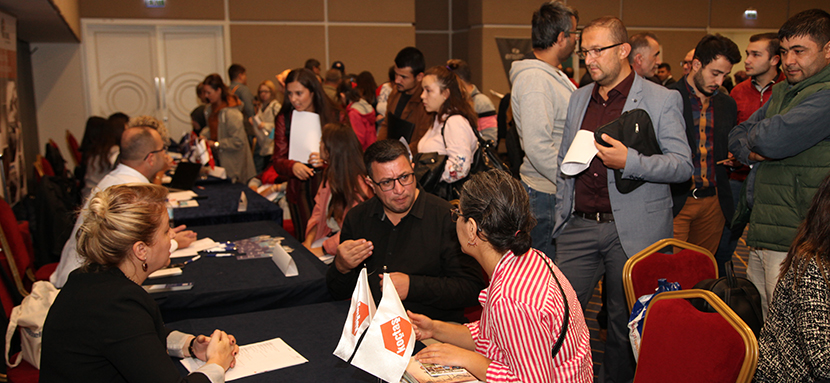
[326, 140, 485, 323]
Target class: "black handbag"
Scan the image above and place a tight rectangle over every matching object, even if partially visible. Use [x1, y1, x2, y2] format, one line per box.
[417, 116, 511, 200]
[691, 261, 764, 336]
[413, 151, 447, 193]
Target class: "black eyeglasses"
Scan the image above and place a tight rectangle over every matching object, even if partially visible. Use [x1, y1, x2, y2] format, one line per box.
[369, 172, 415, 192]
[144, 145, 168, 160]
[451, 207, 464, 223]
[577, 42, 624, 59]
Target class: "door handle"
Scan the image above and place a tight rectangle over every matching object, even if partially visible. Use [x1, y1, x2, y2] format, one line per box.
[154, 77, 161, 109]
[160, 77, 167, 111]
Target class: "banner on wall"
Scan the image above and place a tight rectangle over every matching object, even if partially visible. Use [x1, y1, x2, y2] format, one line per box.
[495, 37, 532, 83]
[0, 11, 23, 204]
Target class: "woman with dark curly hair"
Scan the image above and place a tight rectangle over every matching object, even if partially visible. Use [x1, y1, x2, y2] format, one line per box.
[411, 170, 592, 383]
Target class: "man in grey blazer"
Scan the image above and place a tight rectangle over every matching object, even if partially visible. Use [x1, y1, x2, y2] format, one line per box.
[554, 17, 693, 383]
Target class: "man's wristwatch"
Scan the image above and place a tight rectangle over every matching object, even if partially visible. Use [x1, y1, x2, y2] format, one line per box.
[213, 141, 220, 149]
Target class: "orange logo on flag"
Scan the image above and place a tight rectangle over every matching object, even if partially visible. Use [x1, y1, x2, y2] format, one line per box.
[352, 301, 369, 336]
[380, 316, 412, 356]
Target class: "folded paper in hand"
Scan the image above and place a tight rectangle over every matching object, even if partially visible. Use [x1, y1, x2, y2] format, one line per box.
[561, 130, 599, 175]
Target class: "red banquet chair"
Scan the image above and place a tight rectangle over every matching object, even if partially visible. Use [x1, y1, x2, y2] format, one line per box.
[65, 130, 82, 167]
[634, 289, 758, 383]
[623, 238, 717, 310]
[0, 225, 39, 383]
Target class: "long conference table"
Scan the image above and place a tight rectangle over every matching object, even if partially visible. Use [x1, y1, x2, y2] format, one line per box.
[145, 220, 332, 322]
[170, 183, 283, 227]
[168, 301, 379, 382]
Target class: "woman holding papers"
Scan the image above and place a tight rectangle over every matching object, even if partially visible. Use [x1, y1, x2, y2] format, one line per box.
[200, 73, 256, 184]
[302, 123, 373, 260]
[272, 68, 339, 240]
[410, 170, 593, 382]
[41, 184, 239, 383]
[417, 65, 479, 185]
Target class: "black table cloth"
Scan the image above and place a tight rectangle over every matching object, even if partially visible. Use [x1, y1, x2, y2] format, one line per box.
[171, 183, 283, 227]
[167, 301, 376, 382]
[166, 301, 426, 382]
[146, 221, 331, 322]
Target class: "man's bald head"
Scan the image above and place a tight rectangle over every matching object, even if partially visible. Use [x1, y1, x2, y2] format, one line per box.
[120, 127, 160, 163]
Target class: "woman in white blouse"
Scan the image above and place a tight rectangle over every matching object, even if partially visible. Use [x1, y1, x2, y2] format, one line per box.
[417, 65, 479, 184]
[251, 80, 281, 171]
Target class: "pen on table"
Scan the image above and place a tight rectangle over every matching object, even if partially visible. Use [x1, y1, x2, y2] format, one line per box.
[202, 253, 235, 257]
[170, 255, 200, 268]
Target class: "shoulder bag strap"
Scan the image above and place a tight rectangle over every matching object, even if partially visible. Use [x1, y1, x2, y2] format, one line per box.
[539, 251, 569, 358]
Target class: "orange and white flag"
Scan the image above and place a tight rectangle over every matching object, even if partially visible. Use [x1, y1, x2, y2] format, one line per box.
[333, 268, 376, 361]
[350, 273, 415, 382]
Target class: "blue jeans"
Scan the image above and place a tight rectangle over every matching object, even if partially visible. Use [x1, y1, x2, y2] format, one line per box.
[523, 182, 556, 259]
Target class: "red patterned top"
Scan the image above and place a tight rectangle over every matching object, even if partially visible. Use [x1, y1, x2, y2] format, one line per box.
[465, 248, 593, 382]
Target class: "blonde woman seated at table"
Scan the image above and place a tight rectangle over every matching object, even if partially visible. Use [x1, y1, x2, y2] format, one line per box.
[40, 183, 239, 383]
[302, 123, 373, 261]
[411, 170, 593, 382]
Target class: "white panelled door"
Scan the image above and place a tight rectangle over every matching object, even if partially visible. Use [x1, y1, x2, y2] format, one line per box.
[84, 23, 225, 140]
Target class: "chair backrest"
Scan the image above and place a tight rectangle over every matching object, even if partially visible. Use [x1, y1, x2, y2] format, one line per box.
[634, 289, 758, 383]
[0, 198, 32, 299]
[623, 238, 717, 310]
[66, 129, 82, 167]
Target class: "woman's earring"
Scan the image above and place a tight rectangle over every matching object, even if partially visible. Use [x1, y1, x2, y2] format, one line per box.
[142, 262, 148, 272]
[467, 237, 477, 247]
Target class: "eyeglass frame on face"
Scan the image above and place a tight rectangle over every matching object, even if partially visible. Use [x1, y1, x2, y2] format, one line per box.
[144, 145, 169, 161]
[577, 42, 624, 60]
[451, 207, 465, 223]
[368, 172, 415, 192]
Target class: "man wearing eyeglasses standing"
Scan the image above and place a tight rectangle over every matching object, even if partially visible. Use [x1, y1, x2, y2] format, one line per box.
[51, 125, 198, 288]
[510, 1, 579, 260]
[554, 16, 692, 383]
[326, 140, 485, 323]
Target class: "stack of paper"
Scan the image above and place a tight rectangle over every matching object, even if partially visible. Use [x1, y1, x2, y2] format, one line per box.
[170, 238, 220, 259]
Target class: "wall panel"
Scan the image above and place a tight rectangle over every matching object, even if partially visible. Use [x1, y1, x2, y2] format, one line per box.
[228, 0, 324, 21]
[710, 0, 788, 29]
[229, 25, 326, 92]
[416, 33, 450, 69]
[329, 0, 414, 23]
[567, 0, 621, 25]
[330, 26, 416, 83]
[623, 0, 709, 28]
[80, 0, 224, 20]
[416, 0, 449, 30]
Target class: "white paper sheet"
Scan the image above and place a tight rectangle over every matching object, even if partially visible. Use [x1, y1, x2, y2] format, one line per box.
[170, 238, 220, 258]
[257, 185, 279, 202]
[287, 110, 322, 163]
[561, 130, 600, 176]
[271, 244, 298, 277]
[147, 267, 182, 279]
[168, 191, 198, 202]
[180, 338, 307, 381]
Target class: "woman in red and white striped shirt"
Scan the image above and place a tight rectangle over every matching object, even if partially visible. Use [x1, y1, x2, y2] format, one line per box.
[411, 169, 592, 382]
